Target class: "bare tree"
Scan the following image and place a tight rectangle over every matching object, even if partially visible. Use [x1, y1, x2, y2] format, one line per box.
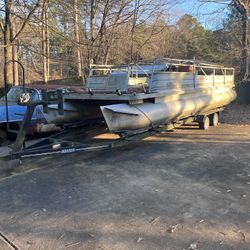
[42, 0, 50, 83]
[89, 0, 96, 64]
[73, 0, 82, 77]
[233, 0, 250, 80]
[0, 0, 41, 87]
[199, 0, 250, 80]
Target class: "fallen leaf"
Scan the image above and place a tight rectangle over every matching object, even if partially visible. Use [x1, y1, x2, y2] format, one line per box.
[188, 242, 197, 250]
[167, 224, 178, 233]
[137, 237, 143, 243]
[238, 231, 246, 241]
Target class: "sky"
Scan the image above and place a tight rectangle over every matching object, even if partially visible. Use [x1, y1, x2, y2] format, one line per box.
[170, 0, 230, 30]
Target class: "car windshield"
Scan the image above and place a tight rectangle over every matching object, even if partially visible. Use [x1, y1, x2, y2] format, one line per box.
[5, 87, 40, 102]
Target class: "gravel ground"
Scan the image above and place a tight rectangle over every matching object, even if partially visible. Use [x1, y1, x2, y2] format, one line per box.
[221, 103, 250, 125]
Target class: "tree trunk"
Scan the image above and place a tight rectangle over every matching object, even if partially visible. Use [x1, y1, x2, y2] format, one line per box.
[103, 1, 124, 65]
[73, 0, 82, 77]
[241, 6, 249, 80]
[4, 0, 13, 88]
[89, 0, 95, 64]
[46, 6, 50, 83]
[11, 18, 19, 86]
[104, 33, 114, 65]
[42, 0, 49, 84]
[131, 0, 139, 63]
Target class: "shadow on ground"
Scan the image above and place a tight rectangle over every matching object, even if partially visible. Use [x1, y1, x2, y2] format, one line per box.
[0, 124, 249, 250]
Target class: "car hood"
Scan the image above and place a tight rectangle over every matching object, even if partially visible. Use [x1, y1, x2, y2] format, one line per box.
[0, 102, 45, 123]
[0, 100, 18, 106]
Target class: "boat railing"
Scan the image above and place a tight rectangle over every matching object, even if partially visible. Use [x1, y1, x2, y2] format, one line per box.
[152, 57, 234, 70]
[87, 64, 153, 93]
[89, 63, 154, 77]
[87, 61, 235, 93]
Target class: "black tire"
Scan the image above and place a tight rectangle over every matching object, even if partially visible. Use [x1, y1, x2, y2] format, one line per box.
[209, 113, 219, 126]
[199, 116, 210, 130]
[0, 130, 7, 145]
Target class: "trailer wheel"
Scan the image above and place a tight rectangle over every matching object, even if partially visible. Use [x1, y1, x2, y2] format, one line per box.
[0, 130, 7, 145]
[210, 112, 219, 126]
[199, 116, 210, 130]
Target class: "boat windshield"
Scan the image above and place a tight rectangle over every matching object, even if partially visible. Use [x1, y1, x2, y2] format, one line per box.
[5, 87, 40, 102]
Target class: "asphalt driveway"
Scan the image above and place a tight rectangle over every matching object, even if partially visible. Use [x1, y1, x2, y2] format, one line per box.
[0, 122, 249, 250]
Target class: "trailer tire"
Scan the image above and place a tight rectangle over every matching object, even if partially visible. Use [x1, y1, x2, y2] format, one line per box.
[199, 116, 210, 130]
[210, 112, 219, 126]
[0, 130, 7, 145]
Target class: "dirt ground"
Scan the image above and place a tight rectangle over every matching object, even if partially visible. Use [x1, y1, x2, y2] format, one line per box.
[220, 103, 250, 125]
[0, 105, 249, 250]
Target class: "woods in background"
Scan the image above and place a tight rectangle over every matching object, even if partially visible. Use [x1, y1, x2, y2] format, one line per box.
[0, 0, 249, 87]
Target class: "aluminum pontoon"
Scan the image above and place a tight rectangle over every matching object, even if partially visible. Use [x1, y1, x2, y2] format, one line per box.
[99, 58, 236, 133]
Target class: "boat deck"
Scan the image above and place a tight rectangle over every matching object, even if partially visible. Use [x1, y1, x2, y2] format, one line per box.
[64, 87, 215, 102]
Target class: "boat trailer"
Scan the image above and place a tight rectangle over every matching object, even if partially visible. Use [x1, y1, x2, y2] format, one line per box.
[1, 58, 230, 163]
[1, 90, 161, 163]
[1, 87, 224, 164]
